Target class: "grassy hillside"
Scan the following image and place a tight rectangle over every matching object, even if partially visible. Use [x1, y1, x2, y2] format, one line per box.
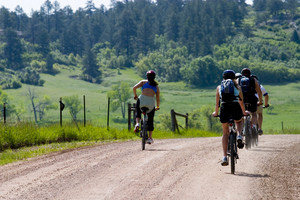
[4, 66, 300, 132]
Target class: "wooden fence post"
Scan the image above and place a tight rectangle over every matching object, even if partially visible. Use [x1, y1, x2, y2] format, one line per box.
[59, 97, 63, 127]
[128, 103, 131, 131]
[171, 109, 175, 132]
[186, 113, 188, 129]
[3, 103, 6, 124]
[83, 95, 86, 127]
[107, 97, 110, 130]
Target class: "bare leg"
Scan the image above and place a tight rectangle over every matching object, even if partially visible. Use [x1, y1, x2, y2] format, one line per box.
[136, 117, 140, 125]
[251, 112, 257, 127]
[257, 113, 263, 129]
[235, 120, 243, 136]
[149, 131, 153, 139]
[222, 123, 229, 157]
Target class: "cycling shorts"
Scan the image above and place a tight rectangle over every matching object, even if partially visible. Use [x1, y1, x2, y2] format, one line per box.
[219, 102, 243, 123]
[244, 95, 258, 113]
[257, 105, 263, 114]
[139, 95, 155, 112]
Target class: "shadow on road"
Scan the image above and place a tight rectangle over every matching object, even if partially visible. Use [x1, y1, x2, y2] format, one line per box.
[248, 146, 286, 153]
[233, 171, 270, 178]
[146, 149, 178, 152]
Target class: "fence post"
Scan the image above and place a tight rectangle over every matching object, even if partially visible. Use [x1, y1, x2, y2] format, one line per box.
[282, 121, 284, 133]
[132, 103, 136, 127]
[83, 95, 86, 127]
[59, 97, 63, 127]
[128, 103, 131, 131]
[3, 103, 6, 124]
[107, 97, 110, 130]
[171, 109, 175, 132]
[186, 113, 188, 129]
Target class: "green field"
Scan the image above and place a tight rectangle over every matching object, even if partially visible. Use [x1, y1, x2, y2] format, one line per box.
[4, 67, 300, 132]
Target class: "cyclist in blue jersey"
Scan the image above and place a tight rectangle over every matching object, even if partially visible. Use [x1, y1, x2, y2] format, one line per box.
[213, 70, 250, 166]
[133, 70, 160, 144]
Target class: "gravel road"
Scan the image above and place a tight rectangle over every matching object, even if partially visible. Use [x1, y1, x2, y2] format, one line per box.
[1, 135, 299, 200]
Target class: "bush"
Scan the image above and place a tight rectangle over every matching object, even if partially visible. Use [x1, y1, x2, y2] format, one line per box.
[16, 67, 45, 86]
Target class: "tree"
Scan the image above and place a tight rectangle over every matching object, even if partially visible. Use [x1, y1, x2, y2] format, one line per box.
[4, 27, 24, 70]
[82, 47, 101, 82]
[291, 30, 300, 44]
[115, 9, 137, 67]
[107, 82, 131, 119]
[0, 88, 16, 118]
[63, 95, 83, 120]
[43, 0, 53, 32]
[36, 95, 57, 120]
[37, 28, 50, 56]
[25, 87, 38, 123]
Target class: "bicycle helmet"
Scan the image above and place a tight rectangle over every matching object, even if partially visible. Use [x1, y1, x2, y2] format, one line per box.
[241, 68, 251, 77]
[222, 70, 235, 80]
[146, 70, 156, 79]
[251, 74, 258, 80]
[235, 72, 242, 79]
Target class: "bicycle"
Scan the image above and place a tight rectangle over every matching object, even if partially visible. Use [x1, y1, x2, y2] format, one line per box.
[140, 107, 149, 151]
[215, 115, 239, 174]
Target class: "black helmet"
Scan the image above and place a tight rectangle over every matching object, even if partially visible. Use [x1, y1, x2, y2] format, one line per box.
[222, 70, 235, 80]
[146, 70, 156, 79]
[241, 68, 251, 77]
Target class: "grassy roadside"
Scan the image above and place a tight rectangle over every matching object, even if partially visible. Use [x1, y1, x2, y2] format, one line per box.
[1, 122, 299, 166]
[0, 122, 220, 165]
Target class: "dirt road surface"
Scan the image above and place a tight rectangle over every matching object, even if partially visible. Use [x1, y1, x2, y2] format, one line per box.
[1, 135, 299, 200]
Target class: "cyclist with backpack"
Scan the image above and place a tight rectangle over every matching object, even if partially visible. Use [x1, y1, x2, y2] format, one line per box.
[133, 70, 160, 145]
[238, 68, 262, 132]
[212, 70, 250, 166]
[251, 74, 269, 135]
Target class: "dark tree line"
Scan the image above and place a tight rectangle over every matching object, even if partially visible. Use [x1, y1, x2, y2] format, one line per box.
[0, 0, 247, 68]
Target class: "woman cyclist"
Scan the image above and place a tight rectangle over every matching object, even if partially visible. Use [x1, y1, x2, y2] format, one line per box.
[212, 70, 250, 166]
[133, 70, 160, 144]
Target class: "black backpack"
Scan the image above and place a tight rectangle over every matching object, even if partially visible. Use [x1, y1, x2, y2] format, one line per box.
[220, 79, 237, 102]
[238, 76, 256, 101]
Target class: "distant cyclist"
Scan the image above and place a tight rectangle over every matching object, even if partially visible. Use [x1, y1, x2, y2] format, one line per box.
[133, 70, 160, 145]
[251, 74, 269, 135]
[238, 68, 262, 131]
[212, 70, 250, 166]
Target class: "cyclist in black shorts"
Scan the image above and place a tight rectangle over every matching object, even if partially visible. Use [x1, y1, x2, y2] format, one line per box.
[238, 68, 262, 131]
[212, 70, 250, 166]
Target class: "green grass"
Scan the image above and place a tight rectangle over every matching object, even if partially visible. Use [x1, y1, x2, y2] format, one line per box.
[4, 67, 300, 131]
[0, 122, 220, 165]
[2, 67, 300, 165]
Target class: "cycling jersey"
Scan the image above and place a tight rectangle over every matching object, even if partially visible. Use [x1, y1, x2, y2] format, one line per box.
[255, 84, 268, 98]
[142, 82, 157, 93]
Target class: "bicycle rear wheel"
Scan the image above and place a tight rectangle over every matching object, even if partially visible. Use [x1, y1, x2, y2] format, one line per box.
[244, 118, 251, 150]
[229, 134, 235, 174]
[141, 118, 146, 150]
[252, 127, 258, 146]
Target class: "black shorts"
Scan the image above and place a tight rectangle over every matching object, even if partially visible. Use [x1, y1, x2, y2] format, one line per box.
[219, 102, 243, 123]
[244, 100, 257, 113]
[244, 96, 258, 113]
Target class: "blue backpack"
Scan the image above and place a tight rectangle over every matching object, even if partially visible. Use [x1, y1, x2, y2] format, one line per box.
[239, 76, 250, 93]
[220, 79, 237, 102]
